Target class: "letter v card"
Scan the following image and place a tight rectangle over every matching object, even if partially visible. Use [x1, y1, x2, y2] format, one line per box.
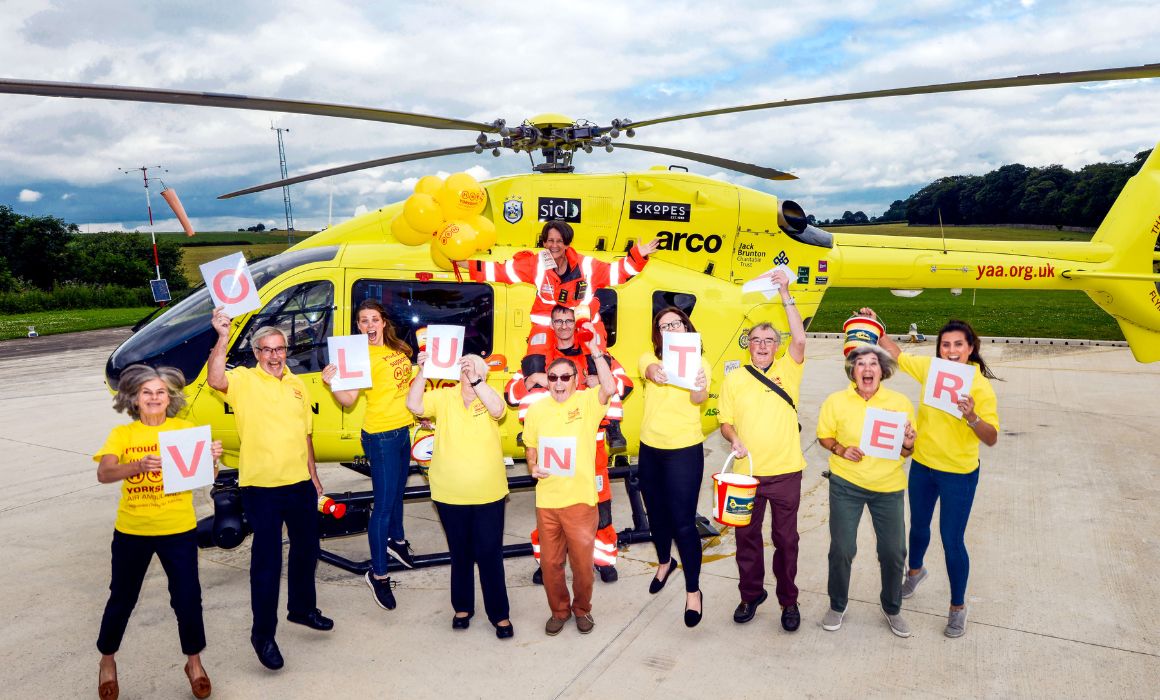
[662, 331, 701, 390]
[327, 335, 372, 391]
[160, 425, 214, 494]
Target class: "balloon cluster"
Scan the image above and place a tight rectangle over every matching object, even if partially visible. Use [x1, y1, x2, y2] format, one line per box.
[390, 172, 497, 270]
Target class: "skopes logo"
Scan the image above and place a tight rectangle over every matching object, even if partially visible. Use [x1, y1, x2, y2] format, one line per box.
[629, 200, 691, 222]
[656, 230, 723, 253]
[538, 197, 581, 222]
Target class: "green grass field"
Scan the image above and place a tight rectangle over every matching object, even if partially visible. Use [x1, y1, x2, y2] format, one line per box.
[825, 223, 1094, 242]
[156, 231, 315, 245]
[181, 243, 296, 280]
[0, 307, 154, 340]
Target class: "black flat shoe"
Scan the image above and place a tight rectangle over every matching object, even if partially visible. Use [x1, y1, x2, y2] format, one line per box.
[494, 621, 514, 639]
[250, 635, 284, 671]
[684, 590, 703, 628]
[452, 613, 472, 630]
[732, 590, 768, 624]
[648, 558, 679, 594]
[287, 608, 334, 631]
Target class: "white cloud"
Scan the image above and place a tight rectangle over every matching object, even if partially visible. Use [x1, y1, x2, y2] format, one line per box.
[18, 189, 42, 202]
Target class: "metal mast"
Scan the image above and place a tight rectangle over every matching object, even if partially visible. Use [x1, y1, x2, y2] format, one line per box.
[271, 124, 294, 243]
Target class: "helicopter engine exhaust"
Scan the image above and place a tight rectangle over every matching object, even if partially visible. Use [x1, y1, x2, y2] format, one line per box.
[778, 199, 834, 249]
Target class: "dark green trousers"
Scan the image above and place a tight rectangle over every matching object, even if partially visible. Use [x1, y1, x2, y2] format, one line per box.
[827, 473, 906, 615]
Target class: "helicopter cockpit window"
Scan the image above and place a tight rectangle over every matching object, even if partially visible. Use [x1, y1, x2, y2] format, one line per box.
[351, 280, 494, 357]
[652, 291, 697, 320]
[594, 288, 617, 347]
[228, 281, 335, 374]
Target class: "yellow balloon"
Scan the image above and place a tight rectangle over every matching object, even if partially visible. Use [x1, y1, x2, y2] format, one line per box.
[403, 193, 445, 234]
[390, 214, 432, 246]
[468, 214, 497, 251]
[414, 175, 443, 197]
[435, 172, 487, 219]
[430, 246, 453, 271]
[434, 220, 480, 261]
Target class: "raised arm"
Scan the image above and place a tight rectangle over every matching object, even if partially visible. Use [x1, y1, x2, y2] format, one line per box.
[587, 335, 617, 405]
[859, 307, 900, 360]
[461, 357, 505, 419]
[406, 352, 429, 416]
[207, 306, 231, 392]
[772, 269, 806, 364]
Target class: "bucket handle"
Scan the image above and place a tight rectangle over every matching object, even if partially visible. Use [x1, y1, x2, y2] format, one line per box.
[719, 450, 754, 478]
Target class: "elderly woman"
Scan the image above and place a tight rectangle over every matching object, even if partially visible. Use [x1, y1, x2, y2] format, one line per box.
[322, 299, 416, 610]
[405, 353, 513, 638]
[861, 309, 1000, 639]
[817, 344, 916, 638]
[94, 364, 223, 700]
[638, 306, 710, 627]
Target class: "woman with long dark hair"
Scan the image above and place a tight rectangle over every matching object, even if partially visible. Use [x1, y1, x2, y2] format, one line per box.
[322, 299, 416, 610]
[637, 306, 710, 627]
[862, 309, 1000, 639]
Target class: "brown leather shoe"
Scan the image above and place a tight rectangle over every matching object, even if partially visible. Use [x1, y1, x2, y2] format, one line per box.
[185, 662, 212, 699]
[576, 613, 595, 634]
[545, 615, 569, 636]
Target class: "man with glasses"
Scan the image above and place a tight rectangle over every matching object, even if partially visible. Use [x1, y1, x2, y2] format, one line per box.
[208, 308, 331, 671]
[507, 305, 633, 584]
[524, 335, 617, 636]
[717, 269, 808, 632]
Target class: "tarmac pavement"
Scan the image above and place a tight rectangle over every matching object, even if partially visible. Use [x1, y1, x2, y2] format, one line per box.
[0, 331, 1156, 698]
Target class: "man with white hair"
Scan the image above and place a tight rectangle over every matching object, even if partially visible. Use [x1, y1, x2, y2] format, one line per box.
[209, 307, 332, 672]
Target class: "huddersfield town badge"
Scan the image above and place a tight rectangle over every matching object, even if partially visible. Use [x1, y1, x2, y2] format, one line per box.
[504, 196, 523, 224]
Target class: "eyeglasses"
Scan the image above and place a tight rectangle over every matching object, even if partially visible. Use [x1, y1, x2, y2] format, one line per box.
[749, 338, 777, 347]
[546, 373, 575, 383]
[256, 346, 287, 356]
[659, 320, 685, 331]
[551, 318, 576, 327]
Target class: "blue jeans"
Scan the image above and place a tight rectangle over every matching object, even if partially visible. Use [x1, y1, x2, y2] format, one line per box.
[363, 427, 411, 576]
[907, 459, 980, 607]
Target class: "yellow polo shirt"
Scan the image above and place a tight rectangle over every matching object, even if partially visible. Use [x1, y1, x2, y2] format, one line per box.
[419, 387, 508, 505]
[717, 357, 806, 476]
[637, 353, 712, 450]
[817, 385, 915, 492]
[224, 366, 313, 487]
[363, 345, 415, 434]
[94, 417, 198, 536]
[898, 353, 1000, 474]
[524, 388, 609, 509]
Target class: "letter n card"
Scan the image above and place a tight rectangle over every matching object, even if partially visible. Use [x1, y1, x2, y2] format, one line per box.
[327, 335, 372, 391]
[923, 358, 975, 418]
[160, 425, 214, 494]
[540, 436, 578, 477]
[200, 252, 261, 317]
[859, 408, 907, 460]
[662, 331, 701, 390]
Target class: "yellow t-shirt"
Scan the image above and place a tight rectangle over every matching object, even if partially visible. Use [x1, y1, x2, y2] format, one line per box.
[717, 356, 806, 476]
[419, 387, 508, 505]
[524, 388, 609, 508]
[93, 417, 198, 536]
[637, 353, 712, 450]
[817, 385, 915, 492]
[224, 366, 313, 487]
[362, 345, 415, 434]
[898, 353, 1000, 474]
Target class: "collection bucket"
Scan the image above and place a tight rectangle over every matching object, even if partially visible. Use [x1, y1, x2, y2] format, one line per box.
[711, 452, 759, 527]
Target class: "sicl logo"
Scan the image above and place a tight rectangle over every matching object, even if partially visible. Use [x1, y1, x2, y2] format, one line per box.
[538, 197, 581, 222]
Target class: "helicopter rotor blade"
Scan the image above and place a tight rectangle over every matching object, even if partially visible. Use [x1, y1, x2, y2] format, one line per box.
[0, 78, 497, 132]
[613, 143, 796, 181]
[627, 63, 1160, 129]
[218, 145, 481, 199]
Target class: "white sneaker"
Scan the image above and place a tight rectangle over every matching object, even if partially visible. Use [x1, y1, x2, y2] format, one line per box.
[882, 608, 911, 638]
[821, 608, 845, 631]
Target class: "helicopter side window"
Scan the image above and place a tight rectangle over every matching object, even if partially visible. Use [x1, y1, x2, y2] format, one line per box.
[652, 290, 697, 319]
[594, 288, 617, 347]
[351, 280, 494, 357]
[228, 280, 335, 373]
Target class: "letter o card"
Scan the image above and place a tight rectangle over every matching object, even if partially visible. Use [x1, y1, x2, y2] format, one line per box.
[423, 325, 466, 380]
[540, 436, 578, 477]
[160, 425, 214, 494]
[200, 252, 261, 317]
[662, 331, 701, 390]
[923, 358, 975, 418]
[327, 335, 372, 391]
[859, 408, 908, 460]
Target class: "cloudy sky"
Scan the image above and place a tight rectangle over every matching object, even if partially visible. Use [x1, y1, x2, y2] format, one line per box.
[1, 0, 1158, 232]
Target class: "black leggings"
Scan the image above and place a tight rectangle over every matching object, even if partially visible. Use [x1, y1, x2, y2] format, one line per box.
[639, 441, 705, 593]
[97, 528, 205, 656]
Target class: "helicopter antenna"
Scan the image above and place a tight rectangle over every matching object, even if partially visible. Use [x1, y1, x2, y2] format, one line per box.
[937, 208, 948, 255]
[271, 123, 295, 244]
[118, 165, 166, 281]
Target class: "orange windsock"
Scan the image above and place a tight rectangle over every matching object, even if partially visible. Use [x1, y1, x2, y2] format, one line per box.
[160, 186, 196, 237]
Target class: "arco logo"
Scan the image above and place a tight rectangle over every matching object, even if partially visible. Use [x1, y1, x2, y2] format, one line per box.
[656, 230, 723, 253]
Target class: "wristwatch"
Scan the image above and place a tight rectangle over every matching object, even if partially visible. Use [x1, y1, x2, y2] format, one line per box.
[783, 297, 796, 306]
[470, 377, 484, 387]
